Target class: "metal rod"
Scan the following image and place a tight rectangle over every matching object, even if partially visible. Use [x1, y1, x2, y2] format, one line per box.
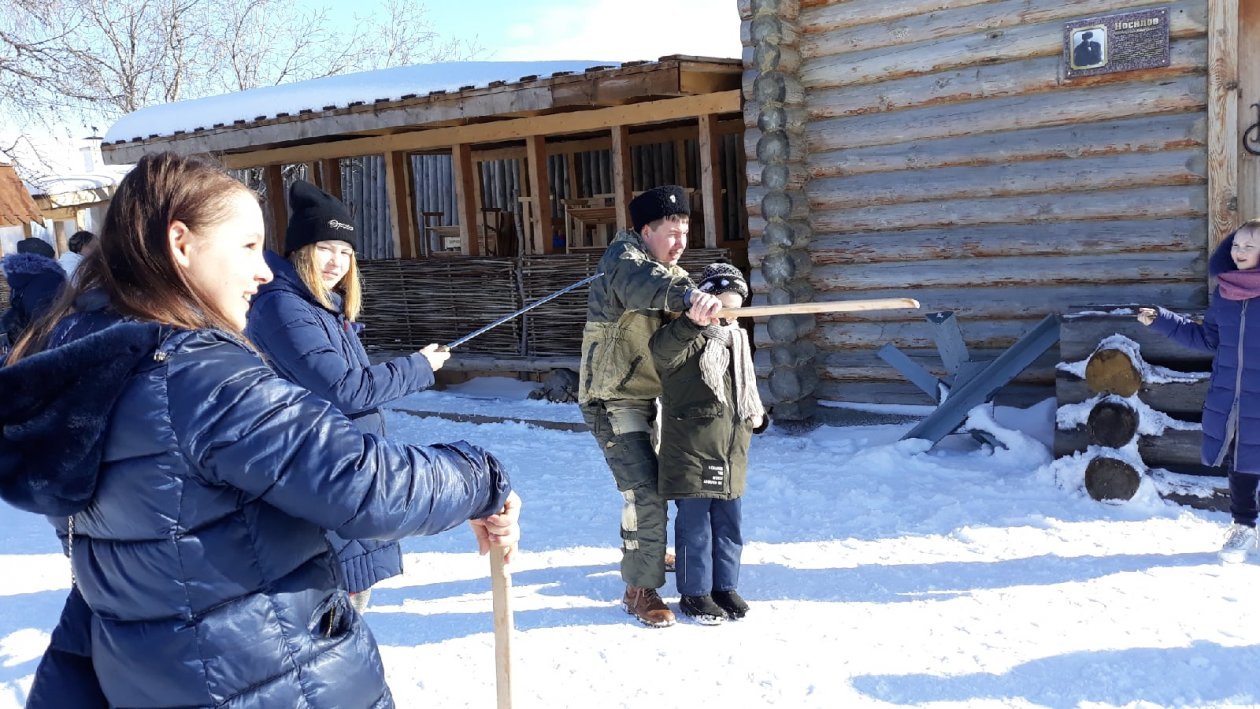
[446, 272, 604, 349]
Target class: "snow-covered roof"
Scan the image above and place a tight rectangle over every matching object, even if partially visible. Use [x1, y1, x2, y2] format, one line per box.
[100, 56, 743, 165]
[105, 60, 628, 145]
[28, 168, 130, 198]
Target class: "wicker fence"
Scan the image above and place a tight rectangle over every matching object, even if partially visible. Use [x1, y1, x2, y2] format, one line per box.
[358, 250, 729, 358]
[0, 275, 8, 312]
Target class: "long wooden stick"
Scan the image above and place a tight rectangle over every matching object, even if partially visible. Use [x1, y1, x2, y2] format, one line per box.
[718, 297, 920, 319]
[490, 547, 513, 709]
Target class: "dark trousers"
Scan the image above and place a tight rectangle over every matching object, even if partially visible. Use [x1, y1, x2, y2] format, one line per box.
[1230, 469, 1260, 526]
[674, 497, 743, 597]
[581, 399, 669, 590]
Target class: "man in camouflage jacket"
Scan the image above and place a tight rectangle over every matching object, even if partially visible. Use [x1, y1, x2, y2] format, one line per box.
[578, 185, 722, 628]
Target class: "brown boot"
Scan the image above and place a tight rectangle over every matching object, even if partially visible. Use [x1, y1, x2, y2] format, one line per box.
[622, 585, 676, 627]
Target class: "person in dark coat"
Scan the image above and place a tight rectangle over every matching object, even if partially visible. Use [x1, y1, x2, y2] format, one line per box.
[0, 152, 520, 709]
[1139, 219, 1260, 562]
[246, 180, 451, 614]
[649, 262, 763, 624]
[1, 237, 66, 351]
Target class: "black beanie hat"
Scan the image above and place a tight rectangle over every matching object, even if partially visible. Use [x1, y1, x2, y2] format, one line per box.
[697, 262, 748, 300]
[629, 185, 689, 232]
[16, 237, 55, 259]
[285, 180, 357, 255]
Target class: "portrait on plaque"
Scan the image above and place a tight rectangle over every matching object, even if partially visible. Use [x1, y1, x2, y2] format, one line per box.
[1063, 7, 1169, 79]
[1070, 26, 1107, 69]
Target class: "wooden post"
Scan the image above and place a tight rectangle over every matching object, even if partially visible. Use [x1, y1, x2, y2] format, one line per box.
[611, 125, 632, 232]
[263, 164, 287, 253]
[490, 547, 513, 709]
[525, 135, 554, 254]
[698, 114, 724, 248]
[1207, 0, 1240, 254]
[384, 150, 418, 259]
[320, 158, 343, 200]
[452, 144, 481, 256]
[674, 138, 688, 186]
[52, 221, 68, 256]
[304, 161, 320, 187]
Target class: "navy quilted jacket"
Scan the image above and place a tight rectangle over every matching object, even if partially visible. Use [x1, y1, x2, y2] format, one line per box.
[246, 250, 436, 592]
[0, 307, 510, 708]
[1150, 234, 1260, 472]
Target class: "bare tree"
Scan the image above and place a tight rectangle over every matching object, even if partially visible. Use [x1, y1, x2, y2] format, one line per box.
[0, 0, 477, 178]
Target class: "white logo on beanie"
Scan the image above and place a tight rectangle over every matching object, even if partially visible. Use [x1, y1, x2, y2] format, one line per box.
[328, 219, 355, 231]
[669, 194, 676, 203]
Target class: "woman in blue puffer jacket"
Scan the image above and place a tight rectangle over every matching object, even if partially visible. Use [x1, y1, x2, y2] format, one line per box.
[0, 152, 520, 708]
[1139, 219, 1260, 563]
[247, 180, 452, 614]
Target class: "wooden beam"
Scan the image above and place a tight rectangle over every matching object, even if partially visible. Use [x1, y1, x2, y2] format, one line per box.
[320, 158, 342, 199]
[1207, 0, 1240, 253]
[524, 135, 555, 254]
[220, 91, 741, 169]
[611, 125, 632, 232]
[698, 114, 723, 248]
[451, 143, 481, 256]
[263, 164, 287, 253]
[384, 150, 418, 259]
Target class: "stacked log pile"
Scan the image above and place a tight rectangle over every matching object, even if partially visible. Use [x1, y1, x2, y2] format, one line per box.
[1055, 309, 1222, 506]
[357, 250, 728, 360]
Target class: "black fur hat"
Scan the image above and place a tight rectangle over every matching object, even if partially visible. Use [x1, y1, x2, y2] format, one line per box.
[697, 262, 748, 299]
[285, 180, 357, 255]
[629, 185, 689, 232]
[15, 237, 54, 259]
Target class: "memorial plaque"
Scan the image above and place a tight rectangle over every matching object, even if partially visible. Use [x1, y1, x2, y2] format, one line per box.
[1063, 7, 1170, 79]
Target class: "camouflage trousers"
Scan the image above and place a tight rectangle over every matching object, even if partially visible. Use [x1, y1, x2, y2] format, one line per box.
[581, 398, 668, 590]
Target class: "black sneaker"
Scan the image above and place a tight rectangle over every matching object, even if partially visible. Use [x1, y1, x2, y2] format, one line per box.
[711, 590, 749, 619]
[679, 594, 726, 625]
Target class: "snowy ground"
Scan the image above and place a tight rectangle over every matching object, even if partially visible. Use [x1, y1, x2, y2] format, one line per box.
[2, 379, 1258, 708]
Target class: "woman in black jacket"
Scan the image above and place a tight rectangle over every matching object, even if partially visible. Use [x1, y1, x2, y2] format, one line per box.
[1, 152, 520, 708]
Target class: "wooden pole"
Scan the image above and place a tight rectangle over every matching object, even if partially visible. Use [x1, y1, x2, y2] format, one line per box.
[718, 298, 919, 319]
[490, 547, 513, 709]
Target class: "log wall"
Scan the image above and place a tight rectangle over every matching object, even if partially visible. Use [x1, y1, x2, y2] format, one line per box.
[743, 0, 1211, 406]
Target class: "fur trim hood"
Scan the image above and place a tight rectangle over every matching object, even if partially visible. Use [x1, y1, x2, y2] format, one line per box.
[0, 317, 162, 516]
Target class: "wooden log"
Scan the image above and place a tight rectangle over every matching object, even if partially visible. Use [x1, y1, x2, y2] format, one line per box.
[1085, 456, 1144, 501]
[756, 347, 1058, 383]
[762, 318, 1038, 350]
[1056, 424, 1208, 473]
[805, 75, 1205, 154]
[748, 275, 1204, 324]
[814, 379, 1052, 407]
[806, 150, 1206, 211]
[808, 113, 1206, 179]
[1086, 399, 1139, 447]
[798, 0, 1206, 89]
[799, 0, 994, 35]
[1057, 371, 1208, 419]
[1085, 348, 1142, 396]
[805, 218, 1206, 265]
[1058, 312, 1212, 366]
[803, 0, 1202, 60]
[810, 251, 1205, 292]
[808, 38, 1204, 121]
[810, 185, 1206, 234]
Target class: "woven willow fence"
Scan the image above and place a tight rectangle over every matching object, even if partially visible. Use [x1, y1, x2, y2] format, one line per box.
[0, 275, 8, 311]
[358, 250, 729, 358]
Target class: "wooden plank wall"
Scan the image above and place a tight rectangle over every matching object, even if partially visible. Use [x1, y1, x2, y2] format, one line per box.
[745, 0, 1211, 405]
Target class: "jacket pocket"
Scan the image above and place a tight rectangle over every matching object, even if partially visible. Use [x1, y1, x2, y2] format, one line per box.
[311, 593, 354, 639]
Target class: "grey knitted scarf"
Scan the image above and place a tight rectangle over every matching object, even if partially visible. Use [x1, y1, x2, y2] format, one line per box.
[699, 322, 765, 422]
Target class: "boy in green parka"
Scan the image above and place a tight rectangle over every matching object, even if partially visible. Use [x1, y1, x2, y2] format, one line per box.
[649, 262, 764, 624]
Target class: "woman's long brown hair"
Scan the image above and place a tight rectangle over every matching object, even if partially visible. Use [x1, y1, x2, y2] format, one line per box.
[9, 152, 255, 362]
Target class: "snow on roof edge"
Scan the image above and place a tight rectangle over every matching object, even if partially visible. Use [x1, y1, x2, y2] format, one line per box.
[103, 59, 642, 145]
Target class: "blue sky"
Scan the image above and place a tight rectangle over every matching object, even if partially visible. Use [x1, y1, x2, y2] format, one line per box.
[335, 0, 743, 62]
